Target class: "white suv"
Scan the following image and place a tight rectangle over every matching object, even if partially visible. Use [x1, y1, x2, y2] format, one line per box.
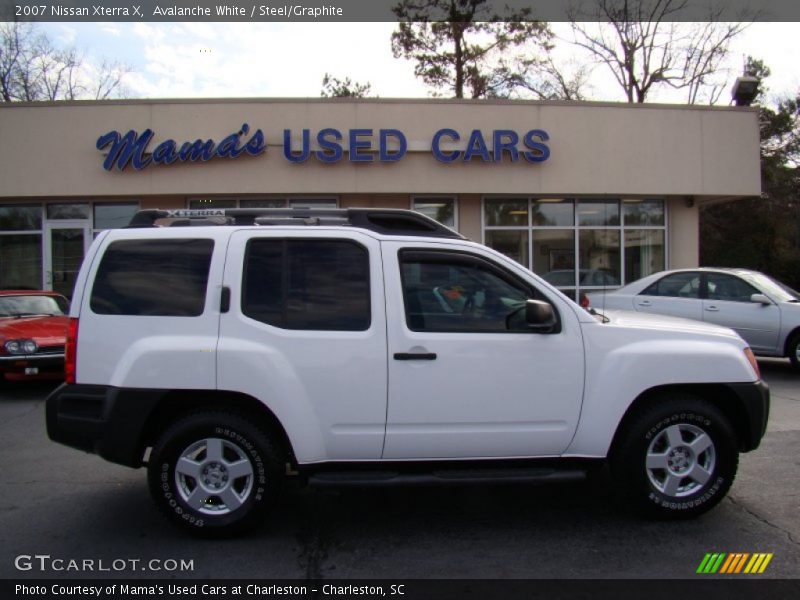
[46, 208, 769, 536]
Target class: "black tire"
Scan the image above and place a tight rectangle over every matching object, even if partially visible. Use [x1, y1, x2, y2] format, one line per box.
[147, 411, 284, 537]
[611, 395, 738, 519]
[787, 333, 800, 372]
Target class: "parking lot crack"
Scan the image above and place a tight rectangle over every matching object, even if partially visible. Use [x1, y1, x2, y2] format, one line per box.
[296, 529, 329, 580]
[727, 495, 800, 547]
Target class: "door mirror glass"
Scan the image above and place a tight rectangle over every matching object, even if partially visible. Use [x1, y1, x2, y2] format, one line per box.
[525, 299, 556, 331]
[750, 293, 771, 305]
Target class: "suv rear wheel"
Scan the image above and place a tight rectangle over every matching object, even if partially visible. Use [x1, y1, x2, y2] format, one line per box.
[147, 411, 284, 537]
[612, 395, 738, 519]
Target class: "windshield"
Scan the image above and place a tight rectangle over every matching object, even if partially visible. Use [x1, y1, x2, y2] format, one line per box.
[737, 272, 800, 303]
[0, 295, 68, 317]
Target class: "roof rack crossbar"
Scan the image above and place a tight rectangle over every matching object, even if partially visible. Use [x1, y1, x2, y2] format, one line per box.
[127, 208, 466, 239]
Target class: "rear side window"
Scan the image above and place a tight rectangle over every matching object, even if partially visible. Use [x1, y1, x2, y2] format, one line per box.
[243, 239, 370, 331]
[90, 239, 214, 316]
[641, 272, 700, 298]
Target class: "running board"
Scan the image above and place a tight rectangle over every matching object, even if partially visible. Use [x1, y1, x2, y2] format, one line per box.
[307, 467, 587, 487]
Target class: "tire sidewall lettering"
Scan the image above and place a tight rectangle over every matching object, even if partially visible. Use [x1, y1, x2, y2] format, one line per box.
[154, 420, 274, 530]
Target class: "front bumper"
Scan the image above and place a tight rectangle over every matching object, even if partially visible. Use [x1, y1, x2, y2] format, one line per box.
[723, 380, 770, 452]
[46, 383, 166, 468]
[0, 353, 65, 378]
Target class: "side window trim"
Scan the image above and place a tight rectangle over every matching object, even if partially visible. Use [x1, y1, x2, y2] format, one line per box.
[241, 237, 372, 331]
[642, 271, 702, 299]
[705, 273, 760, 303]
[398, 247, 560, 334]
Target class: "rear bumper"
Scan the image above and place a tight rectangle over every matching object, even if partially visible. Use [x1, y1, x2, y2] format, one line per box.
[46, 383, 165, 468]
[723, 380, 770, 452]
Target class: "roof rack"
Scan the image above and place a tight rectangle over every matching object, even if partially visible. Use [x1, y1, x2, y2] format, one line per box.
[127, 208, 466, 239]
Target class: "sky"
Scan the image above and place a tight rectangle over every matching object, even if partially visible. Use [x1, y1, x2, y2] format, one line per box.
[40, 21, 800, 104]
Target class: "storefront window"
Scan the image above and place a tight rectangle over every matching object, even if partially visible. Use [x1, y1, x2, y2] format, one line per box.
[577, 200, 620, 227]
[625, 230, 665, 282]
[94, 202, 139, 230]
[239, 199, 287, 209]
[47, 204, 90, 220]
[485, 199, 528, 226]
[579, 230, 621, 286]
[534, 230, 576, 289]
[0, 205, 42, 230]
[412, 197, 455, 227]
[623, 200, 665, 226]
[484, 230, 528, 266]
[290, 198, 338, 209]
[190, 198, 338, 209]
[0, 234, 42, 290]
[484, 198, 665, 295]
[532, 199, 574, 227]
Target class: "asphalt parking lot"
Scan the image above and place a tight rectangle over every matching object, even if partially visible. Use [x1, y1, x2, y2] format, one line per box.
[1, 360, 798, 580]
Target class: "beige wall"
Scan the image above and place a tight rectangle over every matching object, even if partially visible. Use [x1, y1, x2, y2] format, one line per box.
[457, 195, 483, 241]
[667, 197, 700, 269]
[0, 99, 761, 199]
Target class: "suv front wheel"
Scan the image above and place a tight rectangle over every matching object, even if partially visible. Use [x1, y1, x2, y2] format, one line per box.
[147, 411, 284, 537]
[612, 395, 739, 519]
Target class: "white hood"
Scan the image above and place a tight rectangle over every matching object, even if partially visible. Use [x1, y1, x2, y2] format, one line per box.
[595, 308, 744, 343]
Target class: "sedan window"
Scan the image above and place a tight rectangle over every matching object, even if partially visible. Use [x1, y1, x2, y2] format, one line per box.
[641, 272, 700, 298]
[706, 273, 759, 303]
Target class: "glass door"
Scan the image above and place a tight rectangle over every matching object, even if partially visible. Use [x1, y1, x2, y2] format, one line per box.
[44, 221, 91, 299]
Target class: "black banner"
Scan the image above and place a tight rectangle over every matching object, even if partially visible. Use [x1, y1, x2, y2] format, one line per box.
[2, 0, 800, 23]
[4, 579, 800, 600]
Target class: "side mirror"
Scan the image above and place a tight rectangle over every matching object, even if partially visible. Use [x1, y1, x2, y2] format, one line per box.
[525, 299, 557, 332]
[750, 293, 771, 305]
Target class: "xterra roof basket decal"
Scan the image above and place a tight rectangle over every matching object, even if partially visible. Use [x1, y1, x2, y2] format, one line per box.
[127, 208, 466, 239]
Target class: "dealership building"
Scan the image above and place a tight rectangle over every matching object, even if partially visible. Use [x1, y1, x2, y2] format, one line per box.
[0, 98, 760, 300]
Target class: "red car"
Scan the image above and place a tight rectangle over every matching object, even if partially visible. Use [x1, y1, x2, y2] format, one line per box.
[0, 290, 70, 382]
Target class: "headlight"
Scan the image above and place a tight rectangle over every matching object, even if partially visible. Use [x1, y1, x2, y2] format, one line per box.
[4, 339, 38, 355]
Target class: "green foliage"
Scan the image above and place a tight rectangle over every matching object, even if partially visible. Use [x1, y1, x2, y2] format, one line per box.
[320, 73, 373, 98]
[700, 58, 800, 288]
[391, 0, 552, 99]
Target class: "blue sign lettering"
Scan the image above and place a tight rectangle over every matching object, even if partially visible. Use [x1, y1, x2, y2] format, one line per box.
[97, 123, 266, 171]
[463, 130, 491, 162]
[284, 129, 311, 163]
[97, 125, 549, 170]
[523, 129, 550, 163]
[380, 129, 407, 162]
[316, 128, 343, 163]
[349, 129, 374, 162]
[431, 128, 461, 163]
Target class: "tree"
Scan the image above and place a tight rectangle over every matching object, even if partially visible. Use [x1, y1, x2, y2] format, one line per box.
[320, 73, 373, 98]
[567, 0, 749, 104]
[700, 58, 800, 287]
[391, 0, 553, 99]
[0, 22, 131, 102]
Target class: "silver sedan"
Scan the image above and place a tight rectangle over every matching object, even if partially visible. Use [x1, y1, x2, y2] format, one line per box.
[586, 268, 800, 369]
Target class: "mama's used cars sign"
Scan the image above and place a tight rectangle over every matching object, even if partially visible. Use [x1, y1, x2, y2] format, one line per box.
[96, 123, 550, 171]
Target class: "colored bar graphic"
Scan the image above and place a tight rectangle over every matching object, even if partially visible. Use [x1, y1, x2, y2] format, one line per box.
[700, 553, 774, 575]
[719, 554, 737, 573]
[734, 553, 750, 573]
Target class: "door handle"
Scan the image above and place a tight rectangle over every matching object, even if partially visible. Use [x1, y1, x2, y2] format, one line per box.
[637, 300, 652, 307]
[393, 352, 437, 361]
[705, 305, 719, 312]
[220, 286, 231, 313]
